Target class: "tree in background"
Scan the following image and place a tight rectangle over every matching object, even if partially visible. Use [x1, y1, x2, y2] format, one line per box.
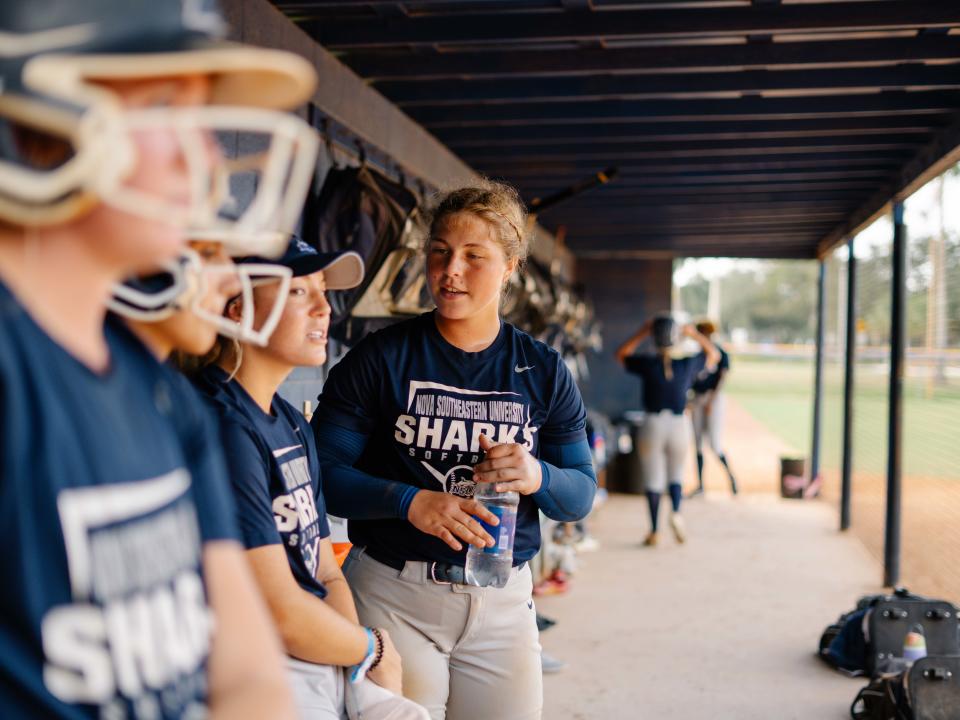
[677, 260, 818, 344]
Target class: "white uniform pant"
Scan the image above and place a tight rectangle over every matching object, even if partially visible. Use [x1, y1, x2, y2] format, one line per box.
[342, 547, 542, 720]
[691, 391, 726, 455]
[286, 658, 430, 720]
[639, 410, 689, 493]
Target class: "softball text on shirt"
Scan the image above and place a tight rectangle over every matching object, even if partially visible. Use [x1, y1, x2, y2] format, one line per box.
[195, 366, 331, 601]
[0, 293, 239, 718]
[43, 471, 212, 713]
[394, 380, 539, 497]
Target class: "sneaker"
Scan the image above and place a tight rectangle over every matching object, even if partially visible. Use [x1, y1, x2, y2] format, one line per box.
[541, 651, 566, 674]
[670, 514, 687, 544]
[642, 532, 658, 547]
[533, 571, 570, 596]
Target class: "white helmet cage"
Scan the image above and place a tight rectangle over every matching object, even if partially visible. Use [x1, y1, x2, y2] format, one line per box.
[0, 0, 318, 246]
[109, 247, 293, 347]
[0, 94, 318, 252]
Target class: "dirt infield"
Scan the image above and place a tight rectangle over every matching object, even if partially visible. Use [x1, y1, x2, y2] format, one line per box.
[819, 471, 960, 603]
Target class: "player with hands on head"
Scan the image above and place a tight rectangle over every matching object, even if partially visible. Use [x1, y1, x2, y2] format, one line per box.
[0, 0, 321, 717]
[688, 320, 738, 497]
[615, 317, 719, 547]
[187, 237, 429, 719]
[312, 179, 597, 720]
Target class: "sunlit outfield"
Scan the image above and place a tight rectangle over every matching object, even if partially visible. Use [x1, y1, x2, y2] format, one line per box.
[724, 354, 960, 479]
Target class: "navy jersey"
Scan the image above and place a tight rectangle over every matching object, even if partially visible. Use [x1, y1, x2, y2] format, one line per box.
[316, 312, 587, 567]
[692, 346, 730, 394]
[195, 367, 330, 600]
[624, 353, 707, 414]
[0, 284, 239, 719]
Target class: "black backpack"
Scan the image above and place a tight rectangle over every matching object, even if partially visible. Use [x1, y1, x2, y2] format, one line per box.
[820, 588, 960, 677]
[301, 164, 419, 344]
[851, 655, 960, 720]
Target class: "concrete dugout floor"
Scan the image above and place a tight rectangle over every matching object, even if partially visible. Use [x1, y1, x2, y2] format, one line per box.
[538, 493, 882, 720]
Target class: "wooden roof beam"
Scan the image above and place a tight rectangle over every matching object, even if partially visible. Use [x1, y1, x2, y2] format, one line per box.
[384, 65, 960, 105]
[435, 115, 950, 146]
[311, 1, 960, 48]
[817, 114, 960, 254]
[342, 36, 960, 81]
[412, 90, 960, 126]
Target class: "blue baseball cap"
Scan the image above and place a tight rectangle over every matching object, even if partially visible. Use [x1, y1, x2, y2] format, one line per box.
[239, 236, 364, 289]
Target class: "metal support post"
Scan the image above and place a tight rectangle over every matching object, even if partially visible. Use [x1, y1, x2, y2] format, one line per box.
[840, 238, 856, 531]
[810, 259, 826, 488]
[884, 202, 906, 587]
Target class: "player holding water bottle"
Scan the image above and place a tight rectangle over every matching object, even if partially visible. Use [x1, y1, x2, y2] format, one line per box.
[312, 180, 597, 720]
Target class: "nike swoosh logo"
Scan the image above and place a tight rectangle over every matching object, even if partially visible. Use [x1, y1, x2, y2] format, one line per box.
[515, 365, 535, 374]
[273, 445, 302, 458]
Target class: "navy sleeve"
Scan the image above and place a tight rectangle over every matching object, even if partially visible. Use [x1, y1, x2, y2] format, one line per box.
[720, 349, 730, 371]
[218, 419, 283, 549]
[313, 420, 420, 520]
[168, 372, 240, 543]
[315, 336, 382, 434]
[623, 354, 654, 378]
[540, 357, 587, 445]
[532, 437, 597, 522]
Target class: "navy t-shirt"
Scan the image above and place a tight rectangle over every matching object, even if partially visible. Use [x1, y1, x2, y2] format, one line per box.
[195, 367, 330, 600]
[316, 312, 587, 567]
[692, 346, 730, 394]
[624, 353, 707, 414]
[0, 284, 239, 719]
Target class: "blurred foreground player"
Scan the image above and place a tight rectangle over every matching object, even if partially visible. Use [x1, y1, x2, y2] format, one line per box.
[0, 0, 320, 716]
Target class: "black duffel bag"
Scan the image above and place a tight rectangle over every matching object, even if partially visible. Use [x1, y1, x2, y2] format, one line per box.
[868, 599, 959, 676]
[851, 655, 960, 720]
[820, 588, 960, 677]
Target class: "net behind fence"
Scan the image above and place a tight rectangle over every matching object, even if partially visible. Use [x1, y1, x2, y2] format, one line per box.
[899, 176, 960, 601]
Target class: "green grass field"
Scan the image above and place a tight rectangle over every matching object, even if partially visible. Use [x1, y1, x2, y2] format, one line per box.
[724, 355, 960, 479]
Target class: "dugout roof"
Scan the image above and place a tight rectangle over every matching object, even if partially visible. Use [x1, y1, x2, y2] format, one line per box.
[270, 0, 960, 259]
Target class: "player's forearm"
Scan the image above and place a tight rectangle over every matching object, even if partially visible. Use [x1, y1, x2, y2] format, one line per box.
[615, 327, 651, 365]
[275, 588, 369, 667]
[322, 575, 360, 624]
[689, 330, 721, 368]
[314, 419, 418, 519]
[322, 463, 419, 519]
[532, 438, 597, 521]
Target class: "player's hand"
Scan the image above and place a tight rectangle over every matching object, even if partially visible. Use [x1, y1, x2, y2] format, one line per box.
[407, 490, 497, 551]
[367, 628, 403, 695]
[472, 433, 543, 496]
[680, 323, 697, 338]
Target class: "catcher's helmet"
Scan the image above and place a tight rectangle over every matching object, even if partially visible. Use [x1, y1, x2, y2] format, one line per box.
[0, 0, 317, 239]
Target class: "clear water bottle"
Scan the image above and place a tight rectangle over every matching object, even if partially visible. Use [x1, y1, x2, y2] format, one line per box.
[903, 623, 927, 664]
[464, 484, 518, 588]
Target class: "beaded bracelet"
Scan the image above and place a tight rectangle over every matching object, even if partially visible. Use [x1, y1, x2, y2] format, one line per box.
[369, 627, 385, 672]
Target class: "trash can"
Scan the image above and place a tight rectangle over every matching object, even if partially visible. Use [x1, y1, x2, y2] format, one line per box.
[608, 412, 645, 495]
[780, 457, 806, 499]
